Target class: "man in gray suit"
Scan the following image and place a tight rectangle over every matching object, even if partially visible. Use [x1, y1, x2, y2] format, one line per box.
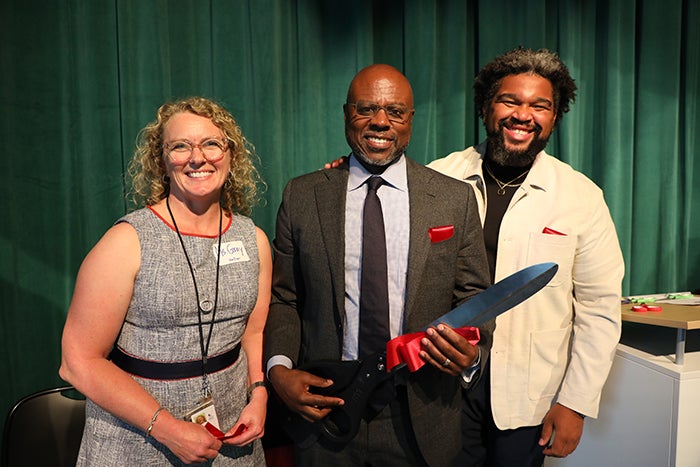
[264, 64, 492, 466]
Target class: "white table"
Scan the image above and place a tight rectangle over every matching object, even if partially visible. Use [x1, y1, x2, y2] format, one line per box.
[546, 318, 700, 467]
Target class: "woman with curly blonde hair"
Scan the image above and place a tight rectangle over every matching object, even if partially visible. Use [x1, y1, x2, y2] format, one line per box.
[128, 96, 264, 215]
[61, 96, 271, 465]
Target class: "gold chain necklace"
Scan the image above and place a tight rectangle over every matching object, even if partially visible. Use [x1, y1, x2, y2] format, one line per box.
[483, 163, 530, 195]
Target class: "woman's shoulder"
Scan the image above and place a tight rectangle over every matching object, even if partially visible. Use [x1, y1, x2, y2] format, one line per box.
[117, 206, 163, 230]
[228, 212, 257, 235]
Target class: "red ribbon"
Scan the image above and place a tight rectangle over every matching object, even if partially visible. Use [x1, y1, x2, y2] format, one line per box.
[386, 326, 480, 372]
[203, 421, 246, 440]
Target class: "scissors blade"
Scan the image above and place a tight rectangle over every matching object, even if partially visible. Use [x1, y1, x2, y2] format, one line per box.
[425, 262, 558, 329]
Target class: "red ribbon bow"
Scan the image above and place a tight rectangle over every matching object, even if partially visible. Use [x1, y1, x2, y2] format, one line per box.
[386, 326, 480, 372]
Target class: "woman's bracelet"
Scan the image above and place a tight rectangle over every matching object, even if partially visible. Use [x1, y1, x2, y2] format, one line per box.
[246, 381, 267, 400]
[145, 407, 164, 437]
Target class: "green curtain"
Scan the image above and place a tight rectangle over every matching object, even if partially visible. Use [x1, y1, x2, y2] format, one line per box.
[1, 0, 698, 426]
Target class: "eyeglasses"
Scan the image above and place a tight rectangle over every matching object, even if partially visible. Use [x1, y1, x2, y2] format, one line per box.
[163, 138, 230, 164]
[347, 101, 413, 124]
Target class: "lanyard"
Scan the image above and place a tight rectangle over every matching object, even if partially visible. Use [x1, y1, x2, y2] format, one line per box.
[166, 196, 223, 398]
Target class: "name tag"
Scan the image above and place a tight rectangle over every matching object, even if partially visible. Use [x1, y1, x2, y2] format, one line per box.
[215, 241, 250, 265]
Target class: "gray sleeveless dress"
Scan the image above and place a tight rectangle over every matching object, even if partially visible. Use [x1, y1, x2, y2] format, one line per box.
[77, 207, 265, 466]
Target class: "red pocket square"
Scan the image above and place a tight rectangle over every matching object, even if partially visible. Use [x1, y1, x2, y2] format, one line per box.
[429, 225, 454, 243]
[542, 227, 566, 236]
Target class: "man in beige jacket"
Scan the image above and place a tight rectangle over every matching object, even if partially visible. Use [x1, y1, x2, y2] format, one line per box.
[429, 47, 624, 466]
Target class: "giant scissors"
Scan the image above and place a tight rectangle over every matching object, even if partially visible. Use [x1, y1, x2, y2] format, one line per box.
[286, 262, 558, 446]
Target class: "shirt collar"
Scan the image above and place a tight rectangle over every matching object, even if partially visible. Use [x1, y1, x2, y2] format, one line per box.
[348, 153, 408, 193]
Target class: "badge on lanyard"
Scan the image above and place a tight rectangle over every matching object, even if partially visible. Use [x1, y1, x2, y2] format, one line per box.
[184, 395, 221, 430]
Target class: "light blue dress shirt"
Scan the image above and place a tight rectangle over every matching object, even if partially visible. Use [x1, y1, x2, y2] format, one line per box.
[343, 155, 410, 360]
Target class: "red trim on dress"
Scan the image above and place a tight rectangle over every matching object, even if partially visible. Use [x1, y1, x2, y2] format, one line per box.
[146, 205, 233, 238]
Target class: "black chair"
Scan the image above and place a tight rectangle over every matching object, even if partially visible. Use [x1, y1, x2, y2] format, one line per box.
[2, 386, 86, 467]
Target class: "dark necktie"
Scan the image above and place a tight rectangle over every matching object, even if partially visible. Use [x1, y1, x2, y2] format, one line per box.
[359, 176, 390, 358]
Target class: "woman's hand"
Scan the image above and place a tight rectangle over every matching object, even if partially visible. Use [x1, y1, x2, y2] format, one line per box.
[221, 388, 267, 446]
[151, 410, 223, 464]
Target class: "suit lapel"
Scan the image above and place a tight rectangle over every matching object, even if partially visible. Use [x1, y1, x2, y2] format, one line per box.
[315, 166, 349, 315]
[404, 159, 437, 330]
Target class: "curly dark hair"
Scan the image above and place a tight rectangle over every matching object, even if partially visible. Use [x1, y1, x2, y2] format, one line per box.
[474, 47, 577, 125]
[127, 97, 265, 216]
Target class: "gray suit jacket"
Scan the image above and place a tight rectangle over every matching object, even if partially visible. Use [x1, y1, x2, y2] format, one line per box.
[265, 156, 492, 466]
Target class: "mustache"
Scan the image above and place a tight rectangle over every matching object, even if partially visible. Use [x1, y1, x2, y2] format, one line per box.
[498, 118, 543, 135]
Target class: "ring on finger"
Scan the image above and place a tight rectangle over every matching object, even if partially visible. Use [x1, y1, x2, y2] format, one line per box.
[442, 357, 451, 367]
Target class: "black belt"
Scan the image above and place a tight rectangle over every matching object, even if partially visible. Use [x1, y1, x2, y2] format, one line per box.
[110, 344, 241, 380]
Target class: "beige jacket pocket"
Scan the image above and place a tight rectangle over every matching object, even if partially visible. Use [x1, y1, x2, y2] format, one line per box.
[526, 233, 575, 288]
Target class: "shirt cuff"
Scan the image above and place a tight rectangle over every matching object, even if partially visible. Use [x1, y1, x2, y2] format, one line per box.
[459, 348, 482, 388]
[266, 355, 293, 379]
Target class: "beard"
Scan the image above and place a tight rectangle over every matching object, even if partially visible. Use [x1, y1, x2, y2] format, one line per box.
[486, 119, 549, 168]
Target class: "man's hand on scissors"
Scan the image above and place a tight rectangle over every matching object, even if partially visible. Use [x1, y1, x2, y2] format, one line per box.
[420, 324, 479, 376]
